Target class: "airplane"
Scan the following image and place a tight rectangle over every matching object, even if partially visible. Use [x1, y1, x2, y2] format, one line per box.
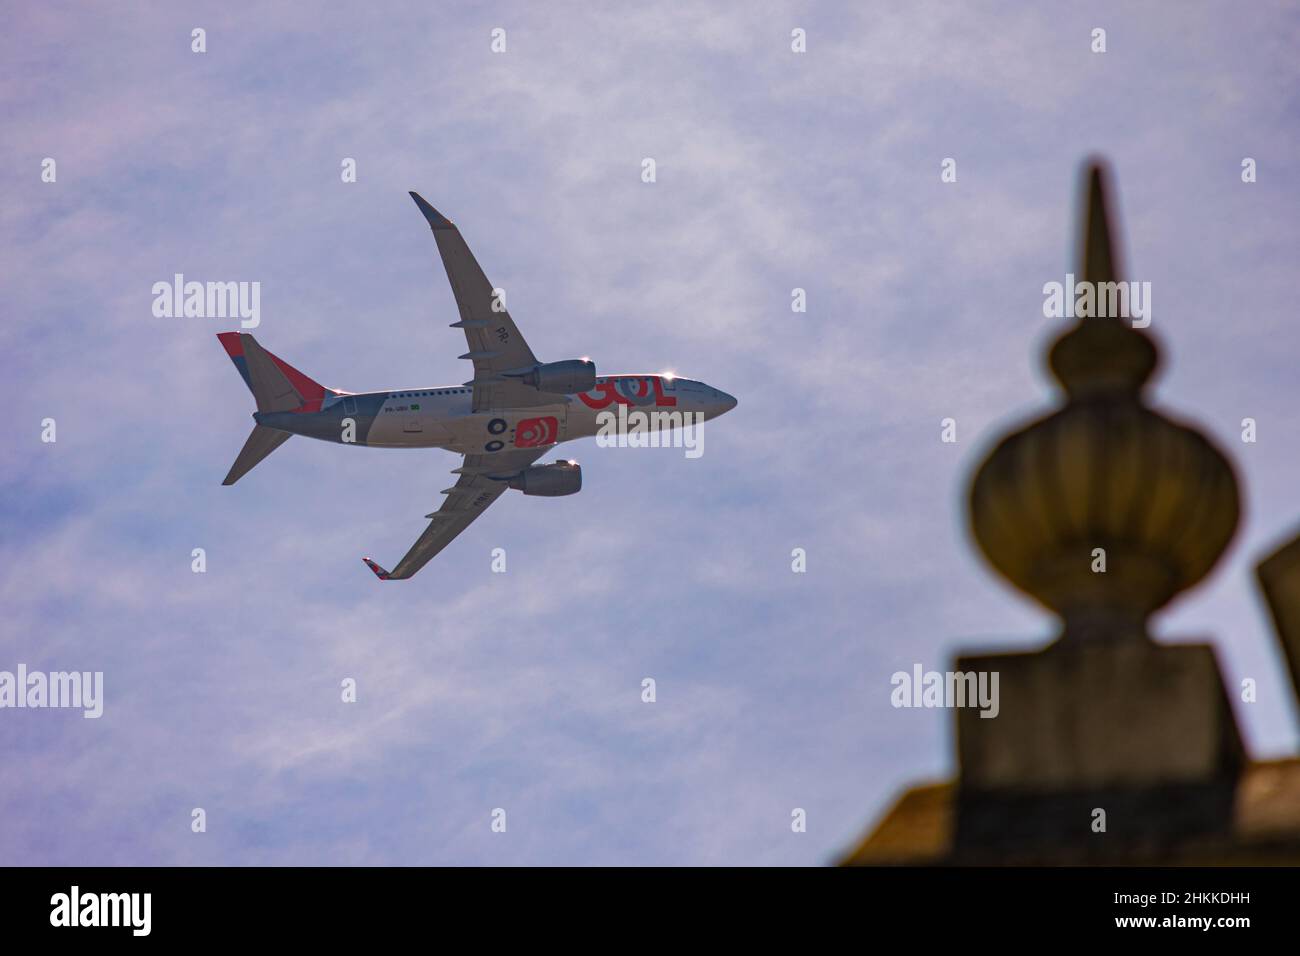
[217, 191, 737, 580]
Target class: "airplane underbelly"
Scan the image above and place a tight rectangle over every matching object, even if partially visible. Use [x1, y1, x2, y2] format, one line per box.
[368, 413, 452, 447]
[366, 401, 568, 451]
[450, 407, 569, 455]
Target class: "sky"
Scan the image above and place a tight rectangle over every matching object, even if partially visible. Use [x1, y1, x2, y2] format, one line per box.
[2, 1, 1298, 866]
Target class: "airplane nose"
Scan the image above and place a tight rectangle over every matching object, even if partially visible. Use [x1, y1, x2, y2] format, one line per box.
[717, 390, 738, 413]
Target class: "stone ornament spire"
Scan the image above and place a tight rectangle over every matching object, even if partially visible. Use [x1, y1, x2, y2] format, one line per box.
[842, 160, 1300, 866]
[968, 162, 1240, 644]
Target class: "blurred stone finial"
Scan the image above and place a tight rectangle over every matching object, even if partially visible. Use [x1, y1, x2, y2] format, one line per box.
[839, 159, 1300, 866]
[968, 161, 1239, 644]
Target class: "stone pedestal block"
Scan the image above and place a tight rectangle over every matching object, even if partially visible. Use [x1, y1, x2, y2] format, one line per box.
[952, 639, 1244, 855]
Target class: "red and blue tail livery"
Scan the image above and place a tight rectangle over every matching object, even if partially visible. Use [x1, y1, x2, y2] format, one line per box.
[361, 558, 391, 580]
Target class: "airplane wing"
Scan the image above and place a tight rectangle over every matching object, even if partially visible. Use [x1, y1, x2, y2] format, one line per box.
[362, 447, 549, 580]
[409, 192, 556, 412]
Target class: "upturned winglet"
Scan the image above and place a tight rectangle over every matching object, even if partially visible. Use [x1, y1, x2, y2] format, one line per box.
[409, 192, 454, 230]
[362, 557, 392, 580]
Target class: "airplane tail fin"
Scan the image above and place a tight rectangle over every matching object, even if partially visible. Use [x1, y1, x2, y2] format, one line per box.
[217, 333, 334, 484]
[216, 332, 332, 413]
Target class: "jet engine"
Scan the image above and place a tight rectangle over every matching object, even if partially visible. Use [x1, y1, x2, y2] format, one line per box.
[519, 359, 596, 395]
[508, 460, 582, 497]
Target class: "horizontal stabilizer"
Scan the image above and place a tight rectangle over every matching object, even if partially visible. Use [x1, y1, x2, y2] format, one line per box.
[223, 425, 292, 485]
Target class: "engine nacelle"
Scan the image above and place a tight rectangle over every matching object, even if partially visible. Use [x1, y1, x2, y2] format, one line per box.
[508, 461, 582, 497]
[520, 359, 596, 395]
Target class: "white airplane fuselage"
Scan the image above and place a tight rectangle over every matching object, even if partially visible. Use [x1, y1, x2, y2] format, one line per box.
[255, 373, 737, 454]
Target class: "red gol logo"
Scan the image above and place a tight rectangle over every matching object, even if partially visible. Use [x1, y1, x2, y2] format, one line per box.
[514, 416, 558, 448]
